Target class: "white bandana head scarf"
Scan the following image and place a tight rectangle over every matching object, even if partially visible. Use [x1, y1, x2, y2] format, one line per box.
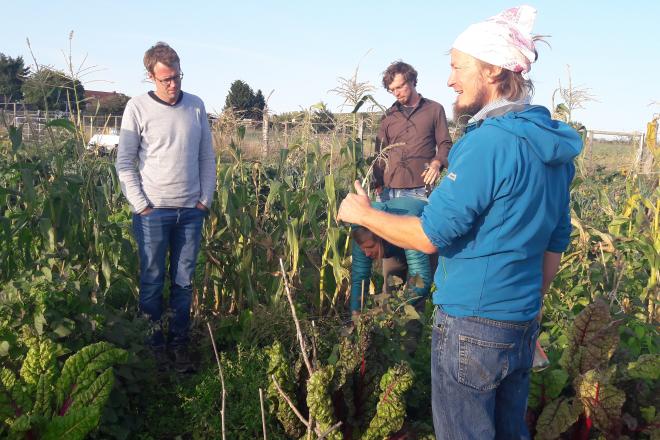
[452, 5, 538, 77]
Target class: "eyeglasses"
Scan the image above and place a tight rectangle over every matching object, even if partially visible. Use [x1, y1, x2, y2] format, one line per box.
[155, 72, 184, 86]
[388, 81, 409, 94]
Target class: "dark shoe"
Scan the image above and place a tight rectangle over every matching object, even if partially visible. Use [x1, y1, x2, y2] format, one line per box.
[172, 345, 196, 374]
[151, 346, 169, 372]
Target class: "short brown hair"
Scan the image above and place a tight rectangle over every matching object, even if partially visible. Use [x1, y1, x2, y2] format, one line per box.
[143, 42, 180, 75]
[382, 61, 418, 90]
[351, 226, 380, 248]
[477, 59, 535, 101]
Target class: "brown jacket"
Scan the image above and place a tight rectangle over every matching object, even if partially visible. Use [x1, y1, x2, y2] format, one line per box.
[374, 97, 452, 189]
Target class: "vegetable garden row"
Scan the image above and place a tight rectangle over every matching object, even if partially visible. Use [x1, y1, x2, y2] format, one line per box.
[0, 114, 657, 439]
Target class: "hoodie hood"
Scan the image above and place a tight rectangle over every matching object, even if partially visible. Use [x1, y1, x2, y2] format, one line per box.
[482, 105, 583, 166]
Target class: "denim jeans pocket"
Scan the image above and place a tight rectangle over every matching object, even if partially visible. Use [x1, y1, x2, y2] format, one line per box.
[138, 207, 159, 218]
[458, 335, 514, 391]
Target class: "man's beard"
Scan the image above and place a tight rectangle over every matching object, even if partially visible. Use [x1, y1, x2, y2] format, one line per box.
[452, 87, 488, 126]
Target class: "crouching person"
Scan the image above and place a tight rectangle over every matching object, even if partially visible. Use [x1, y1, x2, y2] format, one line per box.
[350, 197, 432, 315]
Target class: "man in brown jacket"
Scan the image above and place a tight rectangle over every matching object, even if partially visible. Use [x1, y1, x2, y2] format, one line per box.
[374, 61, 452, 201]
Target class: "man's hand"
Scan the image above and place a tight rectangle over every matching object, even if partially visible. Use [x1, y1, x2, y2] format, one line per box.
[196, 201, 209, 211]
[337, 181, 372, 225]
[421, 160, 442, 185]
[139, 207, 154, 216]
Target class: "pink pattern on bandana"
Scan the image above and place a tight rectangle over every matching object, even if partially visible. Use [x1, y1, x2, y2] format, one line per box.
[453, 5, 538, 75]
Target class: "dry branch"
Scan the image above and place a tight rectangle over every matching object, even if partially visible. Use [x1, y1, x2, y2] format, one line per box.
[259, 387, 267, 440]
[206, 322, 226, 440]
[317, 421, 343, 440]
[270, 374, 313, 431]
[279, 258, 314, 376]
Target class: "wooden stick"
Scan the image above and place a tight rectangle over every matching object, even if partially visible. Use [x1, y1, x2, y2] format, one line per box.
[270, 374, 310, 428]
[279, 258, 313, 376]
[360, 281, 365, 313]
[207, 322, 226, 440]
[259, 388, 267, 440]
[270, 374, 326, 438]
[317, 421, 342, 440]
[311, 320, 317, 369]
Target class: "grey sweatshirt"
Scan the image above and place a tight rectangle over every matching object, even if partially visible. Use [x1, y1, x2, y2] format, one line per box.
[116, 92, 216, 213]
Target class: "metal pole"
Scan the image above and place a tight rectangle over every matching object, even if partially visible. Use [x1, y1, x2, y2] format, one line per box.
[587, 130, 594, 170]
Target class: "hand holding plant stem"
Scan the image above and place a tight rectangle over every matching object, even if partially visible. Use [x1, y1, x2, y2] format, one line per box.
[337, 180, 373, 226]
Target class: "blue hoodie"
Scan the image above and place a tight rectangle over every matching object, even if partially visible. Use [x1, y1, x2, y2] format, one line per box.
[420, 105, 582, 321]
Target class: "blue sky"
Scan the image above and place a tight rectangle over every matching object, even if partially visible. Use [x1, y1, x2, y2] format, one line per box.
[3, 1, 659, 132]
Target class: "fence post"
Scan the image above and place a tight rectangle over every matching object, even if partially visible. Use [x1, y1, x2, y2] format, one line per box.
[262, 105, 269, 159]
[634, 133, 644, 172]
[284, 122, 289, 149]
[643, 116, 658, 173]
[587, 131, 594, 169]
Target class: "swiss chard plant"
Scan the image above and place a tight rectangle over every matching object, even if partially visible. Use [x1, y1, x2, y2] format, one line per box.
[529, 299, 659, 439]
[0, 338, 127, 439]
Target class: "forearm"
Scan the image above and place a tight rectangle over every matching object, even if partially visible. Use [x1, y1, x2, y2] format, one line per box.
[357, 207, 436, 254]
[116, 144, 149, 213]
[541, 251, 562, 296]
[199, 156, 216, 207]
[198, 109, 217, 207]
[434, 112, 452, 169]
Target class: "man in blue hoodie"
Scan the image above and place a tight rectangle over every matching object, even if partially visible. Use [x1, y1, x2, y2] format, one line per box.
[337, 6, 582, 439]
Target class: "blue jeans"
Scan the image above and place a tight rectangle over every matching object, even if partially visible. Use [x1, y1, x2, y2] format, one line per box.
[377, 186, 428, 202]
[432, 306, 539, 439]
[132, 207, 205, 348]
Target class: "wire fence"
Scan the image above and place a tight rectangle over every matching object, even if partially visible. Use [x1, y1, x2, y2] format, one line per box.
[1, 106, 656, 174]
[582, 129, 657, 175]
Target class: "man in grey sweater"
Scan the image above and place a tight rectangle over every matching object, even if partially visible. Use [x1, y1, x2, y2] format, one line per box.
[116, 42, 216, 373]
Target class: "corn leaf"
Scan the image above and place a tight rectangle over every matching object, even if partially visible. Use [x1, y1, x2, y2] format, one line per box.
[45, 118, 76, 133]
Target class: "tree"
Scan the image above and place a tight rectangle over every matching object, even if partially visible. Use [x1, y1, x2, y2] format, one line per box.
[21, 67, 85, 112]
[251, 89, 266, 119]
[224, 80, 265, 120]
[224, 80, 254, 115]
[0, 53, 30, 103]
[94, 92, 131, 114]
